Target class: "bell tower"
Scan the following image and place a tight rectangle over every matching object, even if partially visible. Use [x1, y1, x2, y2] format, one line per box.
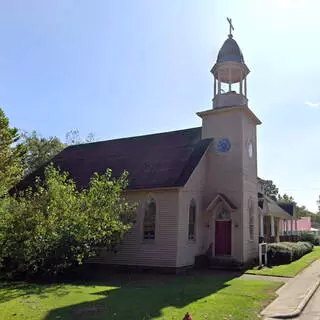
[197, 18, 262, 263]
[211, 18, 250, 109]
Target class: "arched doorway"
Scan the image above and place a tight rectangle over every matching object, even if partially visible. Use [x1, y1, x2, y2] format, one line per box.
[215, 205, 231, 256]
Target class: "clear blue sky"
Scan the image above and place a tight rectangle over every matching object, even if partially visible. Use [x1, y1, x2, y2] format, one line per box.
[2, 0, 320, 212]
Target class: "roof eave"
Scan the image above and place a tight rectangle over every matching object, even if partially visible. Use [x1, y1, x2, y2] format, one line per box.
[197, 105, 262, 125]
[211, 61, 250, 76]
[125, 186, 182, 193]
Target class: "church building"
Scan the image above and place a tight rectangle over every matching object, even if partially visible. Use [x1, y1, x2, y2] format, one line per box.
[17, 20, 296, 272]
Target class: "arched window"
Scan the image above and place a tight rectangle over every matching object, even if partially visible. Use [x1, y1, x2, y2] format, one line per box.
[188, 199, 196, 240]
[143, 198, 156, 240]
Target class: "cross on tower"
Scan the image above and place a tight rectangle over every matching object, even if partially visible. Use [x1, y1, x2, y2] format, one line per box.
[227, 17, 234, 37]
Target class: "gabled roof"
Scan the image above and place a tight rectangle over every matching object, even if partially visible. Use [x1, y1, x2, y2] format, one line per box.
[264, 196, 292, 219]
[13, 127, 212, 192]
[278, 202, 295, 216]
[206, 193, 237, 212]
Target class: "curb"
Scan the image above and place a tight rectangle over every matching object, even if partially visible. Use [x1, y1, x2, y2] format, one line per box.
[267, 278, 320, 319]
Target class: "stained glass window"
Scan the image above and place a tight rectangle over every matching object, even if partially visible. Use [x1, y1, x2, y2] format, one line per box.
[216, 206, 231, 220]
[143, 198, 156, 240]
[188, 199, 196, 240]
[249, 199, 254, 241]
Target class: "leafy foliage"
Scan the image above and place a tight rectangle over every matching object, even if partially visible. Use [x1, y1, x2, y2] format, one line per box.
[295, 205, 312, 219]
[277, 193, 296, 204]
[317, 195, 320, 213]
[267, 241, 313, 266]
[263, 178, 317, 220]
[21, 131, 66, 175]
[262, 179, 320, 224]
[0, 108, 24, 197]
[21, 129, 97, 175]
[262, 180, 279, 201]
[0, 165, 136, 279]
[299, 232, 320, 246]
[65, 129, 96, 145]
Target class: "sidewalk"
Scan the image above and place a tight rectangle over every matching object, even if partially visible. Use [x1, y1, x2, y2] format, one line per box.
[260, 259, 320, 319]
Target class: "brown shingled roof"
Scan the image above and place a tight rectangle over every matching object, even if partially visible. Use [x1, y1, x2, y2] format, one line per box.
[14, 127, 212, 192]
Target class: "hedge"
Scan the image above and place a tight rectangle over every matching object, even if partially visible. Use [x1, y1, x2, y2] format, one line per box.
[267, 241, 313, 265]
[299, 232, 320, 246]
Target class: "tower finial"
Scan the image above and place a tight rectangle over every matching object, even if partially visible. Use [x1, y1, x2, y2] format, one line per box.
[227, 17, 234, 38]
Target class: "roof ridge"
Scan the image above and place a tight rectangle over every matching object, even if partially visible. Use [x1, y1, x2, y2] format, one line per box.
[66, 126, 202, 149]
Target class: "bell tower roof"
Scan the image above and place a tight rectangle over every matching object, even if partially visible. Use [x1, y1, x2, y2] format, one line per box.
[210, 18, 250, 109]
[216, 36, 245, 64]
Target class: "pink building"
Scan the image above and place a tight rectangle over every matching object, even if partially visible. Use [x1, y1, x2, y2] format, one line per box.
[281, 217, 311, 233]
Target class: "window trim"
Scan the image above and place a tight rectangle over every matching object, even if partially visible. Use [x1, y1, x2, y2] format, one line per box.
[249, 198, 254, 241]
[188, 199, 197, 241]
[143, 196, 157, 241]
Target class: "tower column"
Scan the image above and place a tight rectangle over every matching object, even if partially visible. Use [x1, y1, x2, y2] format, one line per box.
[218, 71, 221, 94]
[271, 216, 275, 237]
[228, 68, 232, 92]
[239, 71, 243, 95]
[260, 214, 264, 237]
[244, 77, 247, 97]
[214, 78, 216, 97]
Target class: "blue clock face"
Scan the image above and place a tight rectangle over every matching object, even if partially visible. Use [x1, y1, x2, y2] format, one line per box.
[216, 138, 231, 153]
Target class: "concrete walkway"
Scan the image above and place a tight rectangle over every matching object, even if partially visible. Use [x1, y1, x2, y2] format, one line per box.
[261, 259, 320, 319]
[296, 285, 320, 320]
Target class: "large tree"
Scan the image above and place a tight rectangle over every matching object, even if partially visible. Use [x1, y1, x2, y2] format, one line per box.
[295, 205, 313, 219]
[21, 129, 97, 175]
[21, 131, 66, 175]
[277, 193, 296, 204]
[0, 109, 24, 196]
[262, 180, 279, 201]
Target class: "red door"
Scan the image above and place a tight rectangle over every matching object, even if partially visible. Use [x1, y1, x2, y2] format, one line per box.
[215, 220, 231, 256]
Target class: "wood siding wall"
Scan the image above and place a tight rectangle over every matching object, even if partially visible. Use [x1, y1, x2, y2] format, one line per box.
[91, 190, 179, 267]
[177, 152, 207, 268]
[242, 114, 259, 261]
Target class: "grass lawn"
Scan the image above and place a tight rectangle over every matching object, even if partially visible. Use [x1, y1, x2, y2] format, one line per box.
[0, 273, 281, 320]
[245, 246, 320, 278]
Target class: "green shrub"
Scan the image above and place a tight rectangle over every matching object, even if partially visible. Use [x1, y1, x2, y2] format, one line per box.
[267, 241, 313, 265]
[267, 243, 292, 265]
[299, 232, 320, 246]
[0, 165, 137, 280]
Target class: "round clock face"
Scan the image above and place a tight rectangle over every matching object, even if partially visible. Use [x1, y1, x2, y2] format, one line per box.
[216, 138, 231, 153]
[248, 141, 253, 158]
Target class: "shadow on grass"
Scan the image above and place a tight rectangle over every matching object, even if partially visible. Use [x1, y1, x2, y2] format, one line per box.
[43, 267, 242, 320]
[0, 281, 70, 303]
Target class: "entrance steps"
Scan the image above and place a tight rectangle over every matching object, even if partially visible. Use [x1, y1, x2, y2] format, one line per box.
[194, 254, 246, 270]
[209, 256, 245, 270]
